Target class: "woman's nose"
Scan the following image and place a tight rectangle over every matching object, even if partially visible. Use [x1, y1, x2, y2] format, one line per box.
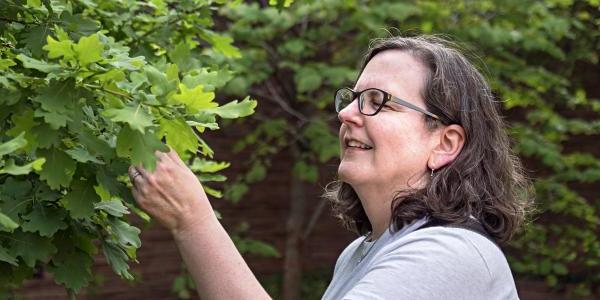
[337, 99, 363, 126]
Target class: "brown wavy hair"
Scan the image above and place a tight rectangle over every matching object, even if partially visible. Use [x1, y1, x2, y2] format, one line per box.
[324, 35, 533, 245]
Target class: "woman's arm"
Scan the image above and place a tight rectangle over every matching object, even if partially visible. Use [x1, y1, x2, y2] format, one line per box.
[173, 210, 271, 299]
[128, 150, 271, 300]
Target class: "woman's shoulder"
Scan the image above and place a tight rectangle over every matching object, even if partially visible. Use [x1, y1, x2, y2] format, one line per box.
[378, 225, 512, 280]
[331, 235, 367, 274]
[339, 225, 519, 300]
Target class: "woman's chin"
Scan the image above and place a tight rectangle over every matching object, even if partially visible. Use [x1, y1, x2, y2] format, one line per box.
[337, 164, 364, 185]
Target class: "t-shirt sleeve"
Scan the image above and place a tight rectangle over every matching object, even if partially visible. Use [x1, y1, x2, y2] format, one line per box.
[341, 228, 496, 300]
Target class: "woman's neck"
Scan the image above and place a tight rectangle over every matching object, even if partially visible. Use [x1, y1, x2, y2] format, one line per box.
[354, 184, 394, 240]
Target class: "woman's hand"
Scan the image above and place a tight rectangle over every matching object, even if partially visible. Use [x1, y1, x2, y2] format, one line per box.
[128, 149, 271, 299]
[128, 149, 213, 236]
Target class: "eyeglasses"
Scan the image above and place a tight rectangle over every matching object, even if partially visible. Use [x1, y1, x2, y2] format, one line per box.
[334, 87, 441, 121]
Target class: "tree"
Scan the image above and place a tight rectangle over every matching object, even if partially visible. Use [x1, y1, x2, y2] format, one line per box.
[0, 0, 256, 297]
[219, 0, 600, 298]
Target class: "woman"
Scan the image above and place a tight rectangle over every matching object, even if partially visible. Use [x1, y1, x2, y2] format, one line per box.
[129, 36, 531, 299]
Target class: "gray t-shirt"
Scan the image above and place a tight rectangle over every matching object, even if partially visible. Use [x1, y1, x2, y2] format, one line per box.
[322, 217, 519, 300]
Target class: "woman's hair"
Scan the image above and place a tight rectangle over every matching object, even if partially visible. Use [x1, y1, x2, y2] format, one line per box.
[324, 35, 533, 245]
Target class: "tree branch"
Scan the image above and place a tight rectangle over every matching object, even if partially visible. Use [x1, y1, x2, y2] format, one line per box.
[83, 83, 133, 100]
[264, 79, 308, 123]
[302, 197, 328, 240]
[0, 16, 41, 26]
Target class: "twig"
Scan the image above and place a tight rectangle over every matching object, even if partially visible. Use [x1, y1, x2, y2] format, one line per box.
[137, 6, 205, 40]
[83, 83, 133, 100]
[0, 16, 41, 26]
[264, 79, 308, 123]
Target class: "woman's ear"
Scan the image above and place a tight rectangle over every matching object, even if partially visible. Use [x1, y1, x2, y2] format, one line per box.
[428, 124, 465, 170]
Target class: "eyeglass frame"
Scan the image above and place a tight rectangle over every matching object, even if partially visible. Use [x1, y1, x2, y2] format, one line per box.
[334, 87, 441, 121]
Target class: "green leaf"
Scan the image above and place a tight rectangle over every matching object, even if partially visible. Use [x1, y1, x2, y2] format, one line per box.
[245, 161, 266, 183]
[21, 206, 68, 237]
[0, 132, 27, 156]
[102, 241, 134, 280]
[108, 218, 141, 248]
[34, 108, 71, 129]
[61, 180, 98, 220]
[268, 0, 294, 9]
[145, 65, 178, 99]
[43, 35, 76, 60]
[233, 236, 280, 257]
[186, 120, 219, 131]
[0, 58, 16, 71]
[6, 109, 38, 146]
[0, 178, 33, 220]
[60, 13, 101, 36]
[0, 158, 46, 175]
[73, 33, 103, 66]
[182, 68, 233, 92]
[189, 159, 230, 173]
[78, 129, 114, 159]
[31, 81, 78, 129]
[169, 84, 217, 114]
[197, 174, 226, 182]
[104, 104, 154, 134]
[30, 124, 61, 149]
[49, 250, 93, 292]
[553, 262, 568, 275]
[203, 186, 223, 198]
[21, 25, 49, 57]
[94, 200, 129, 217]
[158, 118, 198, 158]
[304, 121, 339, 162]
[37, 148, 77, 190]
[0, 246, 18, 266]
[204, 97, 257, 119]
[116, 126, 168, 170]
[295, 67, 322, 93]
[16, 54, 62, 73]
[0, 211, 19, 232]
[200, 31, 241, 58]
[169, 42, 193, 72]
[27, 0, 42, 7]
[293, 161, 318, 183]
[10, 231, 57, 268]
[225, 182, 248, 203]
[65, 147, 103, 164]
[0, 88, 21, 106]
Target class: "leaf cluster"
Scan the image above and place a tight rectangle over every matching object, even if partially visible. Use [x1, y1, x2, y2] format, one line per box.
[0, 0, 256, 295]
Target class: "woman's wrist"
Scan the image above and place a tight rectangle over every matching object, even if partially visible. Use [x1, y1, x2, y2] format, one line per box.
[170, 204, 218, 240]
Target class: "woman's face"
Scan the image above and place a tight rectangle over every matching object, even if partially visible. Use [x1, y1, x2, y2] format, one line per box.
[338, 50, 437, 193]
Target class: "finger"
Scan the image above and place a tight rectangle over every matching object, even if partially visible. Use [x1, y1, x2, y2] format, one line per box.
[167, 148, 187, 167]
[155, 149, 172, 163]
[131, 187, 146, 207]
[127, 166, 145, 179]
[128, 165, 145, 185]
[134, 165, 151, 179]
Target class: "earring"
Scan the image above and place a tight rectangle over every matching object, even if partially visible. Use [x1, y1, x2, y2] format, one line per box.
[430, 168, 435, 177]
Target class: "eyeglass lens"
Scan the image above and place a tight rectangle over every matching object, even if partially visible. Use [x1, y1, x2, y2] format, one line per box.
[335, 88, 385, 115]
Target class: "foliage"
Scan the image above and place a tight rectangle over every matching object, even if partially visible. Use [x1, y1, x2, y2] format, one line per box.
[0, 0, 256, 296]
[219, 0, 600, 297]
[259, 268, 331, 300]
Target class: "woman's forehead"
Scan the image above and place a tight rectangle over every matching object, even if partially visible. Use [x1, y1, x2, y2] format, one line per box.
[355, 51, 427, 100]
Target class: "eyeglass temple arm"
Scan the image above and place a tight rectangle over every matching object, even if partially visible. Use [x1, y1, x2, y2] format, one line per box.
[390, 95, 440, 121]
